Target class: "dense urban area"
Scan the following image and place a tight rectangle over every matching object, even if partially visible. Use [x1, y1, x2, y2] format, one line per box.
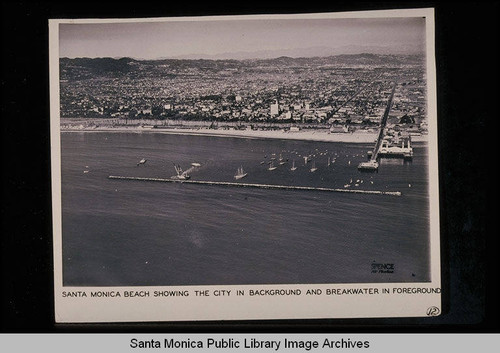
[59, 53, 427, 135]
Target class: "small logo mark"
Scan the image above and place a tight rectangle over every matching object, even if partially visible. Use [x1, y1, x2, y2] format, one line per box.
[371, 262, 394, 274]
[426, 306, 440, 316]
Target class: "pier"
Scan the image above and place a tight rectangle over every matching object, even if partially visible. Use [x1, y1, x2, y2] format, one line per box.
[378, 137, 413, 160]
[358, 82, 397, 172]
[108, 175, 402, 196]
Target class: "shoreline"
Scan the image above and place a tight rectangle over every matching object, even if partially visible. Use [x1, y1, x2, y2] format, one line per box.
[60, 126, 429, 144]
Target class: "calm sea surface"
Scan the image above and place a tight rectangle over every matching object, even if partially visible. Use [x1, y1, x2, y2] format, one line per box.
[61, 131, 430, 286]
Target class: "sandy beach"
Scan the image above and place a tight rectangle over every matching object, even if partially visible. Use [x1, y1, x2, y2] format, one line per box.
[59, 125, 428, 143]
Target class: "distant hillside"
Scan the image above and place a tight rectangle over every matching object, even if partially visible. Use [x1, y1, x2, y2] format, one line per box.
[167, 44, 425, 60]
[61, 57, 137, 73]
[256, 53, 423, 66]
[60, 53, 424, 80]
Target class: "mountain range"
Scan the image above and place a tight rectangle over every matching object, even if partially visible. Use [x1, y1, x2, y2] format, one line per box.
[165, 44, 425, 60]
[59, 53, 425, 80]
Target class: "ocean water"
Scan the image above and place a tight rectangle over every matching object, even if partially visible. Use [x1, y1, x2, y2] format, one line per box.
[61, 131, 430, 286]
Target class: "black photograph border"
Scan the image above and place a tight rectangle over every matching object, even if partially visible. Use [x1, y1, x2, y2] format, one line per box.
[1, 1, 498, 333]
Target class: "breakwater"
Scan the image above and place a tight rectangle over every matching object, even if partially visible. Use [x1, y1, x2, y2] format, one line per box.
[108, 175, 402, 196]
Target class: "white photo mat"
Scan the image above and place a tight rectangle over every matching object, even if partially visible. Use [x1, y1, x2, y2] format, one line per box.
[49, 8, 441, 323]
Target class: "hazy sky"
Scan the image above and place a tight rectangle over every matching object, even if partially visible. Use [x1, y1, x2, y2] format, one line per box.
[59, 16, 426, 59]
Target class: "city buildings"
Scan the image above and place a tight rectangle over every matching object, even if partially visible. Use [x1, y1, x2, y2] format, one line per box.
[59, 54, 427, 135]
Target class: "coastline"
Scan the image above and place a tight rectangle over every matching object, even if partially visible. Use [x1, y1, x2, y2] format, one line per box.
[59, 126, 429, 144]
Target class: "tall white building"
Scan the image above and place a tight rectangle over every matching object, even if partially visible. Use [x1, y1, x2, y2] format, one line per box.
[270, 101, 279, 116]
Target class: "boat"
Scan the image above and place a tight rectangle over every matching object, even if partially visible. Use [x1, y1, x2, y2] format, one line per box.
[357, 160, 379, 172]
[171, 163, 191, 180]
[279, 154, 286, 165]
[234, 166, 248, 180]
[191, 162, 201, 167]
[137, 158, 147, 166]
[268, 161, 277, 171]
[290, 160, 297, 171]
[310, 161, 317, 172]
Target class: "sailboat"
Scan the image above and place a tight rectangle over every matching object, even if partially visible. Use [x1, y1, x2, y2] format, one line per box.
[310, 161, 317, 172]
[234, 166, 248, 180]
[268, 161, 277, 171]
[278, 153, 286, 165]
[290, 160, 297, 171]
[171, 163, 190, 180]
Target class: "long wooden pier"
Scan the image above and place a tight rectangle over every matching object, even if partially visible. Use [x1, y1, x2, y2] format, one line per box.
[371, 82, 397, 161]
[358, 82, 397, 171]
[108, 175, 402, 196]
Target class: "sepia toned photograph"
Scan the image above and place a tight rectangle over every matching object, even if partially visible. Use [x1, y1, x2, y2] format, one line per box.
[49, 8, 441, 322]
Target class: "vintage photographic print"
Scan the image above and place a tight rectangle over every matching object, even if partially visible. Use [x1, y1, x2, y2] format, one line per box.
[49, 8, 441, 322]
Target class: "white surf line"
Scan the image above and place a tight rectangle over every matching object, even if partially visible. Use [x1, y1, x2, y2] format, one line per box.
[108, 175, 402, 196]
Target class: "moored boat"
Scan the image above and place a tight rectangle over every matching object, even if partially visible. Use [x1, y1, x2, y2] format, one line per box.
[234, 166, 248, 180]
